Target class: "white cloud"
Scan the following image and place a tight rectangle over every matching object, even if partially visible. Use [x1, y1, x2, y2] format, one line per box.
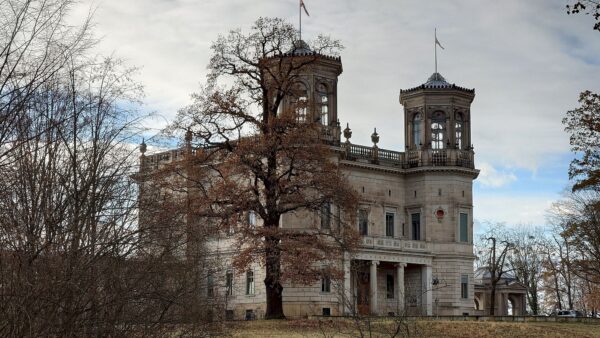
[69, 0, 599, 223]
[474, 194, 557, 227]
[71, 0, 599, 168]
[477, 162, 517, 188]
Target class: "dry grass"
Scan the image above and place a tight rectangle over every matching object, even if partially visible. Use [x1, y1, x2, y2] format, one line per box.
[226, 319, 600, 338]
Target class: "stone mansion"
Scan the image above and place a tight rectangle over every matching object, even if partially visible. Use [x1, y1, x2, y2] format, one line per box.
[139, 43, 479, 319]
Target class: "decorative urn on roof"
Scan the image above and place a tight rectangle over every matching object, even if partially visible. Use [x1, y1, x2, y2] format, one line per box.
[343, 123, 352, 143]
[371, 128, 379, 146]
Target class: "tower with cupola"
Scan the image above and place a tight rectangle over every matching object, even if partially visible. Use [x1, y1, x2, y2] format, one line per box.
[401, 72, 474, 153]
[398, 72, 478, 315]
[262, 40, 343, 143]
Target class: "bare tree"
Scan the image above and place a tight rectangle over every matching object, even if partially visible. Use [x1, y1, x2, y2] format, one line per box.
[548, 188, 600, 285]
[476, 224, 513, 316]
[163, 17, 360, 319]
[506, 226, 546, 314]
[0, 0, 92, 165]
[0, 1, 222, 336]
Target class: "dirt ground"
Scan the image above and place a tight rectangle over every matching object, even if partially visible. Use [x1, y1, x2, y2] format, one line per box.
[226, 319, 600, 338]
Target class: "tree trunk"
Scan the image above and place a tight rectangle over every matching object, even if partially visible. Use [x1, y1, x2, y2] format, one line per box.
[489, 282, 496, 316]
[553, 271, 562, 310]
[264, 235, 285, 319]
[566, 276, 573, 309]
[529, 281, 539, 315]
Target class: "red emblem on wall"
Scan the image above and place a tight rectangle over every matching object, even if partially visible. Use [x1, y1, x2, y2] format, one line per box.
[435, 208, 445, 220]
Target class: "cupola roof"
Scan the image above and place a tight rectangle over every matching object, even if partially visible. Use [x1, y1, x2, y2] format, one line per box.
[400, 72, 474, 94]
[423, 72, 451, 88]
[289, 40, 312, 55]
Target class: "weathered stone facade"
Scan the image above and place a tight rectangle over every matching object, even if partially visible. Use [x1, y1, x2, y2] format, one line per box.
[139, 47, 479, 319]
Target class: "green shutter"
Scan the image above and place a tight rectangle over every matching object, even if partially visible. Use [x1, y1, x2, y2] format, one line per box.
[460, 213, 468, 242]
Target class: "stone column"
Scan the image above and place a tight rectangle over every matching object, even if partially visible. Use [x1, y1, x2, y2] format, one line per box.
[396, 263, 406, 314]
[421, 264, 432, 315]
[370, 260, 379, 315]
[342, 256, 352, 315]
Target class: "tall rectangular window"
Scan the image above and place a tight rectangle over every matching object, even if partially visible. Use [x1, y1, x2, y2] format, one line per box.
[207, 274, 214, 297]
[386, 274, 395, 299]
[460, 213, 468, 242]
[461, 275, 468, 299]
[358, 209, 368, 236]
[385, 212, 395, 237]
[227, 223, 235, 236]
[246, 271, 255, 295]
[413, 114, 421, 147]
[226, 271, 234, 296]
[321, 275, 331, 293]
[411, 213, 421, 241]
[248, 211, 256, 228]
[321, 202, 331, 229]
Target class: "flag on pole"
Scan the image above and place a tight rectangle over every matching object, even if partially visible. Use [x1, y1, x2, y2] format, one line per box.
[435, 34, 444, 50]
[300, 0, 310, 16]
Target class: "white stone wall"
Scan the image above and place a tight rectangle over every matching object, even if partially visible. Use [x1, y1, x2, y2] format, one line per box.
[281, 281, 342, 317]
[218, 260, 267, 320]
[431, 257, 475, 315]
[343, 166, 407, 238]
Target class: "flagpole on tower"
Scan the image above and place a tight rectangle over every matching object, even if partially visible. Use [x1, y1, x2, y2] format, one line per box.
[299, 0, 310, 41]
[434, 28, 438, 76]
[299, 1, 302, 41]
[434, 28, 444, 80]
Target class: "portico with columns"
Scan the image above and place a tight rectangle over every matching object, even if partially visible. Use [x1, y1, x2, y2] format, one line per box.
[340, 251, 434, 316]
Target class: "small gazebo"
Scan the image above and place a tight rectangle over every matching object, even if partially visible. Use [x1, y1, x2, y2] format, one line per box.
[473, 268, 527, 316]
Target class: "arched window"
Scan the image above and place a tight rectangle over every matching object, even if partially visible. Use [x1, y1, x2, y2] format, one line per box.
[431, 111, 446, 149]
[412, 113, 422, 147]
[317, 83, 329, 126]
[455, 113, 463, 149]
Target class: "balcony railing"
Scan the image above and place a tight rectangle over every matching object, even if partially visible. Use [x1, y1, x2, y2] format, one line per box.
[361, 236, 430, 252]
[342, 143, 474, 169]
[320, 125, 341, 146]
[142, 138, 475, 171]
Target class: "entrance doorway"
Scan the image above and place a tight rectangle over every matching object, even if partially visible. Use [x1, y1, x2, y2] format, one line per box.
[356, 272, 370, 315]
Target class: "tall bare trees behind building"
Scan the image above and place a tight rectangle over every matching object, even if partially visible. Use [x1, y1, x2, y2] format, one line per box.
[0, 1, 219, 336]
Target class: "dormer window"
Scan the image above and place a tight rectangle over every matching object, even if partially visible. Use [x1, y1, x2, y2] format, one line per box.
[431, 111, 446, 150]
[317, 83, 329, 126]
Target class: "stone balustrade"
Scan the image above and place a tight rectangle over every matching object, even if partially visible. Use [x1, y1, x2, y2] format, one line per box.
[140, 148, 199, 170]
[361, 235, 430, 253]
[341, 143, 474, 169]
[140, 137, 475, 171]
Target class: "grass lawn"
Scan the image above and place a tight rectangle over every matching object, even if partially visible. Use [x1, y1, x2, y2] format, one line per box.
[227, 319, 600, 338]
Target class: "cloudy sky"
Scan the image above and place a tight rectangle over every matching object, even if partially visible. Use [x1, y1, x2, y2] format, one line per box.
[73, 0, 600, 229]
